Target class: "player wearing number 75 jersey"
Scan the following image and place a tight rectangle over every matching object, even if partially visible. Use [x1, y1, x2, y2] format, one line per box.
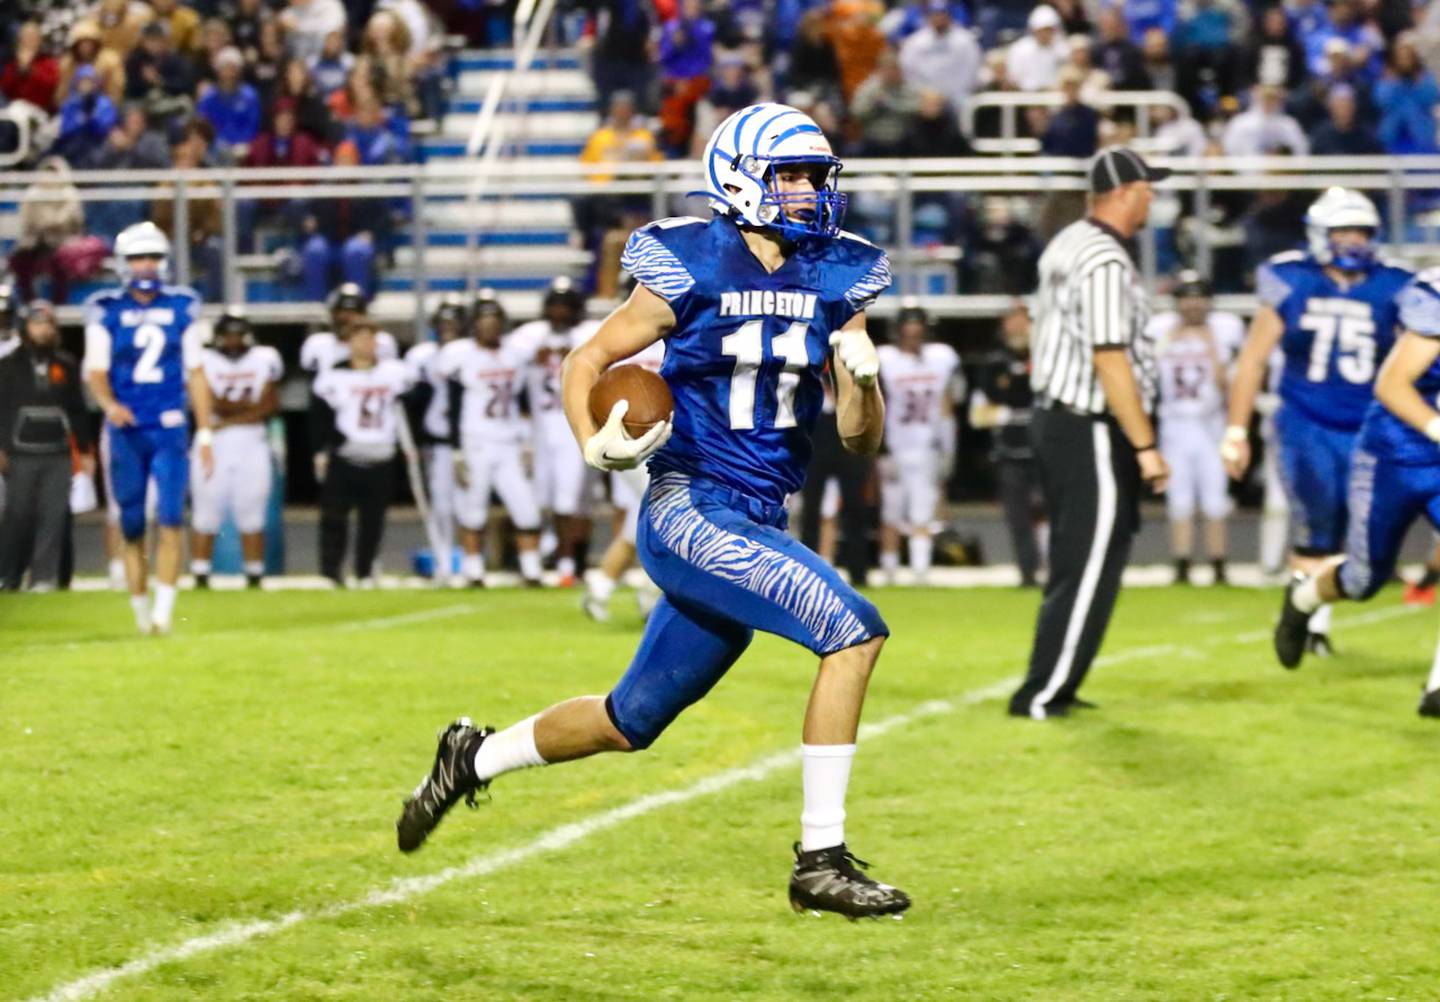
[1225, 188, 1412, 655]
[396, 102, 911, 919]
[83, 221, 216, 636]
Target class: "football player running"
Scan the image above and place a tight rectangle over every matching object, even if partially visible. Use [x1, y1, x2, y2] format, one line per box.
[514, 277, 602, 586]
[1275, 269, 1440, 715]
[1224, 188, 1413, 654]
[190, 307, 282, 589]
[397, 103, 909, 918]
[876, 301, 961, 584]
[83, 221, 216, 634]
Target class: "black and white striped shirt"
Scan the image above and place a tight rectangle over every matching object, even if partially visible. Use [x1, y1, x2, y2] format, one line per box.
[1030, 218, 1157, 415]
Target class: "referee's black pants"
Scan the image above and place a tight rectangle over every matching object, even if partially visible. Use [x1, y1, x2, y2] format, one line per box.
[1009, 407, 1141, 719]
[320, 457, 395, 582]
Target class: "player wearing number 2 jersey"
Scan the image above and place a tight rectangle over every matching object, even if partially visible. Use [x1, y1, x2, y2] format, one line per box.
[1225, 188, 1413, 654]
[396, 103, 910, 919]
[83, 221, 215, 635]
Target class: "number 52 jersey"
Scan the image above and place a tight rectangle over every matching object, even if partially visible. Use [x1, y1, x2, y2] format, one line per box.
[621, 215, 891, 506]
[1258, 250, 1414, 430]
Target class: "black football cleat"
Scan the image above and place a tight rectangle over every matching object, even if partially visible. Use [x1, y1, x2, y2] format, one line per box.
[1274, 577, 1310, 670]
[246, 574, 262, 589]
[396, 717, 493, 853]
[789, 842, 911, 919]
[1306, 632, 1334, 658]
[1419, 689, 1440, 718]
[194, 574, 209, 590]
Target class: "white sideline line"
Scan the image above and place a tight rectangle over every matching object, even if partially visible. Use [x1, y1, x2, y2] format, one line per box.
[25, 602, 1428, 1002]
[28, 678, 1017, 1002]
[334, 604, 473, 632]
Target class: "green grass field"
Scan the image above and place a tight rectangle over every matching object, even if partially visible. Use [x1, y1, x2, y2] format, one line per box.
[4, 583, 1440, 1001]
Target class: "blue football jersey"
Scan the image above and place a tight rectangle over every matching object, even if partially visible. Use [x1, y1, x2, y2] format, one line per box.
[1258, 250, 1414, 430]
[84, 285, 203, 428]
[1359, 270, 1440, 465]
[621, 215, 890, 505]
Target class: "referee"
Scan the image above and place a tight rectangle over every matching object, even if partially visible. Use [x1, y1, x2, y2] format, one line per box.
[1008, 147, 1171, 721]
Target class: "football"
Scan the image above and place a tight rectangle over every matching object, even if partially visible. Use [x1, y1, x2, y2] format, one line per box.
[588, 364, 673, 437]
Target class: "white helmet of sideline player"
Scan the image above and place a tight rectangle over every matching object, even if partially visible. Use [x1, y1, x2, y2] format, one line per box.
[700, 102, 846, 241]
[114, 221, 172, 292]
[1305, 187, 1381, 271]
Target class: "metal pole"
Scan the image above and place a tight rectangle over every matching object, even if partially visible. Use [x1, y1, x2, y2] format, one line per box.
[412, 174, 429, 339]
[221, 176, 240, 305]
[1195, 162, 1212, 279]
[651, 168, 667, 224]
[896, 169, 914, 295]
[1388, 164, 1406, 251]
[173, 176, 191, 288]
[1140, 198, 1158, 286]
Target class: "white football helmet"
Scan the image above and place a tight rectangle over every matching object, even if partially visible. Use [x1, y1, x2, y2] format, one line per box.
[700, 102, 846, 240]
[114, 221, 172, 291]
[1305, 187, 1380, 270]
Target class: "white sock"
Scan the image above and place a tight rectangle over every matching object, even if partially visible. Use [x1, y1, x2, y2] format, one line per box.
[589, 572, 617, 604]
[880, 551, 900, 575]
[1308, 603, 1332, 635]
[244, 560, 263, 578]
[557, 556, 577, 579]
[1427, 636, 1440, 694]
[152, 583, 177, 628]
[191, 559, 212, 576]
[463, 552, 485, 582]
[1291, 575, 1322, 614]
[909, 535, 933, 576]
[130, 594, 151, 631]
[472, 715, 546, 782]
[800, 743, 855, 852]
[109, 559, 126, 588]
[539, 529, 558, 557]
[519, 549, 542, 581]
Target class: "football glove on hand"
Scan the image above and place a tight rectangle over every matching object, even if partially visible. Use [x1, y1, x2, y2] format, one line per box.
[583, 399, 672, 471]
[452, 453, 470, 489]
[829, 329, 880, 386]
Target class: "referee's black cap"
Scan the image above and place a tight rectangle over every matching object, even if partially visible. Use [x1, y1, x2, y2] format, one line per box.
[1088, 146, 1171, 194]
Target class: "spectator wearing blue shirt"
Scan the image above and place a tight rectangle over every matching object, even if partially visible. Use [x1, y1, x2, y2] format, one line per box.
[1302, 0, 1382, 79]
[1123, 0, 1177, 44]
[307, 30, 353, 100]
[1286, 0, 1329, 45]
[343, 98, 412, 164]
[196, 47, 262, 151]
[657, 0, 716, 155]
[1173, 0, 1234, 53]
[53, 66, 118, 164]
[1376, 33, 1440, 155]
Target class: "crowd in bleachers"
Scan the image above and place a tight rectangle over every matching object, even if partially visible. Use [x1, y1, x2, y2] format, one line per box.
[0, 0, 456, 304]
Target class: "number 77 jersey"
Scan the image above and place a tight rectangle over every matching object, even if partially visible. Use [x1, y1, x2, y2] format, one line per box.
[1259, 249, 1414, 430]
[621, 215, 891, 506]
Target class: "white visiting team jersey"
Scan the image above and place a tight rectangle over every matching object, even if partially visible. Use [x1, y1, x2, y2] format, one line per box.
[301, 329, 400, 373]
[877, 342, 961, 453]
[200, 345, 284, 444]
[436, 337, 530, 446]
[512, 319, 602, 442]
[312, 359, 413, 463]
[1146, 310, 1244, 423]
[404, 339, 454, 441]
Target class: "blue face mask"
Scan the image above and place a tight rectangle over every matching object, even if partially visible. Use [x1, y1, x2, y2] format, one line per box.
[759, 156, 848, 241]
[1328, 231, 1377, 271]
[120, 256, 169, 293]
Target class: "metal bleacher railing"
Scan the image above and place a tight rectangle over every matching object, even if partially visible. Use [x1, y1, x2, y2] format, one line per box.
[6, 155, 1440, 331]
[962, 91, 1193, 155]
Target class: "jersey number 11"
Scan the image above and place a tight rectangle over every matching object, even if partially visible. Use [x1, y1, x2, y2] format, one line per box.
[721, 320, 808, 431]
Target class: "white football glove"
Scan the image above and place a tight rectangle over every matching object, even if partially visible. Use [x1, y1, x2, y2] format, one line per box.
[583, 399, 673, 471]
[829, 329, 880, 386]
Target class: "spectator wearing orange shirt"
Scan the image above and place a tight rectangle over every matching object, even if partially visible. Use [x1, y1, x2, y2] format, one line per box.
[829, 0, 887, 104]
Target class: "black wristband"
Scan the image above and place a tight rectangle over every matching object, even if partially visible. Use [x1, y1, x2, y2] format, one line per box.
[1134, 443, 1156, 454]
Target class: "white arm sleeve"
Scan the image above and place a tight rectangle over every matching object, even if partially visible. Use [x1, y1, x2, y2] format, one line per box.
[84, 323, 112, 373]
[183, 321, 210, 371]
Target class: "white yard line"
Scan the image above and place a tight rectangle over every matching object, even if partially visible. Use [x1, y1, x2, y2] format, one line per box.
[334, 604, 473, 632]
[25, 603, 1432, 1001]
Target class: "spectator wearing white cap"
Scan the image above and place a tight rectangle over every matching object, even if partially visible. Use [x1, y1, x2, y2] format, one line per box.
[1006, 5, 1070, 91]
[898, 0, 982, 114]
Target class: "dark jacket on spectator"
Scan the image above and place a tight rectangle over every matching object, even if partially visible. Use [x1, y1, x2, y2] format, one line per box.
[123, 48, 192, 100]
[1095, 37, 1150, 91]
[1, 52, 61, 112]
[0, 342, 92, 458]
[901, 106, 973, 158]
[1309, 120, 1384, 155]
[1041, 103, 1101, 158]
[1233, 32, 1307, 91]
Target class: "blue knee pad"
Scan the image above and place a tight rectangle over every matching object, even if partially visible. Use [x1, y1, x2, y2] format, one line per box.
[1275, 406, 1358, 555]
[606, 595, 752, 749]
